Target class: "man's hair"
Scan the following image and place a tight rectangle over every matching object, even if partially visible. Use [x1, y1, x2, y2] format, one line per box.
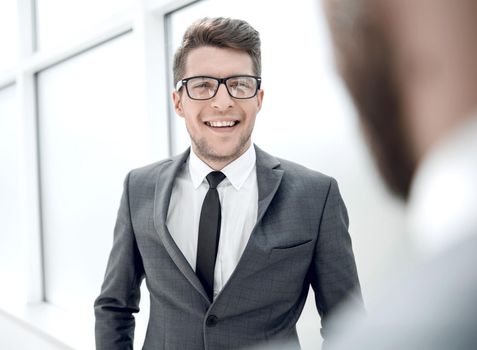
[173, 17, 261, 86]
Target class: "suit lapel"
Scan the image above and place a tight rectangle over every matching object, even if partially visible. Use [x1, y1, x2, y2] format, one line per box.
[153, 148, 210, 302]
[254, 145, 284, 223]
[213, 145, 284, 302]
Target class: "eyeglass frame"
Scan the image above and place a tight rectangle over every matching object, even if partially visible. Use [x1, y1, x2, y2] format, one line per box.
[175, 75, 262, 100]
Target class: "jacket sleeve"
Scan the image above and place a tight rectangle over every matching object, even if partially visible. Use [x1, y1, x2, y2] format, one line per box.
[309, 177, 365, 343]
[94, 172, 145, 350]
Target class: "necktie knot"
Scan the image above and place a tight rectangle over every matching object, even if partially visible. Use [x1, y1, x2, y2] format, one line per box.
[206, 171, 226, 189]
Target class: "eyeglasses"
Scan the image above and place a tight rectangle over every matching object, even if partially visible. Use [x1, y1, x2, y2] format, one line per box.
[176, 75, 262, 100]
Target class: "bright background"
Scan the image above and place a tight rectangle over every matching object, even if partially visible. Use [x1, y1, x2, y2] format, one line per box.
[0, 0, 407, 349]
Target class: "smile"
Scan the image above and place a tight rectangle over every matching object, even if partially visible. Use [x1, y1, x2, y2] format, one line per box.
[205, 120, 239, 128]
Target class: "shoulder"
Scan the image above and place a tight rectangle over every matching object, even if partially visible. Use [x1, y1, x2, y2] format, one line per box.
[327, 234, 477, 350]
[278, 158, 341, 202]
[255, 145, 335, 187]
[129, 158, 171, 180]
[278, 157, 332, 183]
[126, 149, 189, 188]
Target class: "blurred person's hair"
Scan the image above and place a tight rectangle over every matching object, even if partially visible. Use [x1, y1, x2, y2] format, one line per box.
[173, 17, 262, 86]
[324, 0, 416, 199]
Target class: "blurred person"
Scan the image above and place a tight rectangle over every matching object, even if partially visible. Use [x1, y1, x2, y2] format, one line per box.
[323, 0, 477, 348]
[94, 17, 363, 350]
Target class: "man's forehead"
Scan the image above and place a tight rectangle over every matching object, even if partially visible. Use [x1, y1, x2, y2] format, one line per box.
[184, 46, 254, 77]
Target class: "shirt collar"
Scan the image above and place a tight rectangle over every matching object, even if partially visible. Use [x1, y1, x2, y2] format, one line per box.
[189, 145, 256, 190]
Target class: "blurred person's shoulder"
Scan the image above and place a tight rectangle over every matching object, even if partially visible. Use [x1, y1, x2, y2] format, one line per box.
[326, 232, 477, 350]
[408, 113, 477, 258]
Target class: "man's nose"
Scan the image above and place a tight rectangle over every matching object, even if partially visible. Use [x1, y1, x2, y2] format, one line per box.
[211, 83, 234, 110]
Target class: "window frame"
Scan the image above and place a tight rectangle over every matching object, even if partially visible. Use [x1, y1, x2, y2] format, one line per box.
[0, 0, 198, 348]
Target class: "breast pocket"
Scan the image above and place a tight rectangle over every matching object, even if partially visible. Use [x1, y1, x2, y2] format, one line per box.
[266, 239, 314, 295]
[269, 239, 313, 261]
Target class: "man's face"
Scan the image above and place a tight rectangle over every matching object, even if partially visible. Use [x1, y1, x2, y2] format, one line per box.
[173, 46, 263, 168]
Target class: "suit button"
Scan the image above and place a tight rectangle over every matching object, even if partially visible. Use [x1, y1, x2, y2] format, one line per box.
[206, 315, 218, 327]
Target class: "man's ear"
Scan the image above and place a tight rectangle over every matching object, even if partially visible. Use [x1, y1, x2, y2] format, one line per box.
[256, 89, 264, 112]
[172, 90, 184, 117]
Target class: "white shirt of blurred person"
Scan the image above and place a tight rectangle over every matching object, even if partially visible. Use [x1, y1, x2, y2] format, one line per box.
[407, 113, 477, 258]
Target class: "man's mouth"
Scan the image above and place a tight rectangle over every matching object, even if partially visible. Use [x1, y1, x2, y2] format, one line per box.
[205, 120, 239, 128]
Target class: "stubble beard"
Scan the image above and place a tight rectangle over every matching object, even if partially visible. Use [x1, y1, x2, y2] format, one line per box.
[190, 132, 252, 167]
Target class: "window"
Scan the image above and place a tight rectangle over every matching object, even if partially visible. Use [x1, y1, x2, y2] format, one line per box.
[35, 0, 134, 51]
[0, 85, 29, 302]
[37, 33, 153, 312]
[0, 0, 18, 72]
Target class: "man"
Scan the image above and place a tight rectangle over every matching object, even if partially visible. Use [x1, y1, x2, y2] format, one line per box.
[94, 17, 362, 350]
[323, 0, 477, 348]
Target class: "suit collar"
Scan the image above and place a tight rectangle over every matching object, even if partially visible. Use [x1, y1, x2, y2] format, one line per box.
[154, 148, 190, 226]
[164, 144, 284, 224]
[254, 145, 284, 221]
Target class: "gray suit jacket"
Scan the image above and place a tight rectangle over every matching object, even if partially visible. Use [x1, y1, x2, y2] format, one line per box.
[94, 145, 363, 350]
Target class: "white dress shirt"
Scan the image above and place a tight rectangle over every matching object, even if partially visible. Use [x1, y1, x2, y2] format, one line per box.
[166, 145, 258, 299]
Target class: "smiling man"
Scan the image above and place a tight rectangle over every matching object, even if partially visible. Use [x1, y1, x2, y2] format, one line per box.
[94, 17, 363, 350]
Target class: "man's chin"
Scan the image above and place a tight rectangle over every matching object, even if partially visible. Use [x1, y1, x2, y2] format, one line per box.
[197, 145, 248, 165]
[203, 150, 242, 164]
[194, 138, 251, 163]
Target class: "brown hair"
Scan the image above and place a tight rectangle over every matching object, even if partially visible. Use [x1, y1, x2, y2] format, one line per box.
[324, 0, 416, 198]
[173, 17, 261, 86]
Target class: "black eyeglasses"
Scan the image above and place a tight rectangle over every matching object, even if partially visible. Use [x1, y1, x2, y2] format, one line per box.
[175, 75, 261, 100]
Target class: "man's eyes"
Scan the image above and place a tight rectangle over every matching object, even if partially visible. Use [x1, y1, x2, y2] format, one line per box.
[188, 77, 254, 90]
[191, 81, 214, 89]
[229, 80, 252, 89]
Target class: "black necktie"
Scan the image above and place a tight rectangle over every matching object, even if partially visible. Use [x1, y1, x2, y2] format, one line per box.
[196, 171, 226, 301]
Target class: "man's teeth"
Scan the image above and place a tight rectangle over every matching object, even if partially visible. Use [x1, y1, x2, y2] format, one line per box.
[206, 121, 237, 127]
